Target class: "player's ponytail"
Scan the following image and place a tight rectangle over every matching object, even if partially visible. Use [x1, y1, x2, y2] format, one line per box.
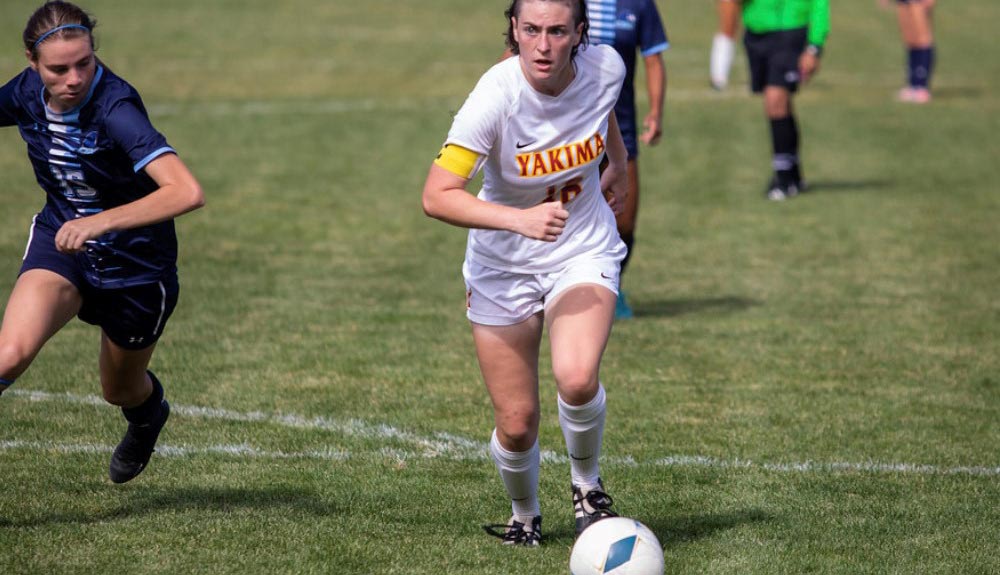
[23, 1, 97, 60]
[504, 0, 590, 58]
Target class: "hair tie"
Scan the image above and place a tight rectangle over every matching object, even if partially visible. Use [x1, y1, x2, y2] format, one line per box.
[33, 24, 90, 50]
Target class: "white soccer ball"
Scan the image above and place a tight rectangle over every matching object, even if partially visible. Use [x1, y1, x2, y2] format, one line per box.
[570, 517, 664, 575]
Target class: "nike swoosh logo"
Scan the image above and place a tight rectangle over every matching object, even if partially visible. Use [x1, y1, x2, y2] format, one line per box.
[569, 454, 592, 461]
[600, 273, 612, 279]
[516, 141, 535, 149]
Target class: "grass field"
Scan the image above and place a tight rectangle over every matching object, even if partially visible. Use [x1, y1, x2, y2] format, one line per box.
[1, 1, 998, 573]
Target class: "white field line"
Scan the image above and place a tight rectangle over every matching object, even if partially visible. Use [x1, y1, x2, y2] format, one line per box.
[5, 390, 999, 477]
[0, 439, 348, 461]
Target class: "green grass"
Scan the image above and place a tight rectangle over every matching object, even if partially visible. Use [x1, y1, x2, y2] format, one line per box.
[1, 0, 999, 573]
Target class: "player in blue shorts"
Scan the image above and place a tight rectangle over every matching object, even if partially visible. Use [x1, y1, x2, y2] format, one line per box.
[0, 1, 204, 483]
[586, 0, 668, 319]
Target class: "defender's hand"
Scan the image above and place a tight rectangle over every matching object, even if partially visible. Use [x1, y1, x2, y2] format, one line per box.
[55, 216, 109, 254]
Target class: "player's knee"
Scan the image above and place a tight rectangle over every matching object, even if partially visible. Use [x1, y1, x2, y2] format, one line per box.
[496, 412, 540, 449]
[554, 367, 599, 403]
[100, 375, 149, 407]
[0, 339, 35, 380]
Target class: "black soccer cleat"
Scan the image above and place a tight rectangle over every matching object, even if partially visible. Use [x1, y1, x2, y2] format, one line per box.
[109, 399, 170, 484]
[483, 515, 542, 546]
[573, 479, 618, 535]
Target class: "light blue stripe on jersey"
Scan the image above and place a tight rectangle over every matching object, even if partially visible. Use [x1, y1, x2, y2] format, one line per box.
[133, 146, 175, 172]
[587, 0, 617, 45]
[641, 41, 670, 57]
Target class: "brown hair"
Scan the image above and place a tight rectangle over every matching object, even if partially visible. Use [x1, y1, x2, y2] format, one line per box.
[504, 0, 589, 58]
[23, 1, 96, 59]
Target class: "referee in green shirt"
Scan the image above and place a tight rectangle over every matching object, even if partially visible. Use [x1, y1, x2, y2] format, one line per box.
[742, 0, 829, 200]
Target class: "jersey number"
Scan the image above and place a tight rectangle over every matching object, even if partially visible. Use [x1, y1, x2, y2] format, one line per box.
[542, 177, 583, 204]
[50, 165, 98, 199]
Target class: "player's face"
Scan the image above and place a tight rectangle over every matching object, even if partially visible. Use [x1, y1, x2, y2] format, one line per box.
[28, 36, 97, 113]
[512, 1, 583, 95]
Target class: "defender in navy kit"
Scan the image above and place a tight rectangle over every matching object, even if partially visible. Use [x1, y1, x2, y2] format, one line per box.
[586, 0, 668, 319]
[0, 1, 204, 483]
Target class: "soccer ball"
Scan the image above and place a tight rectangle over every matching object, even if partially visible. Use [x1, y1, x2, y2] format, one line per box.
[570, 517, 664, 575]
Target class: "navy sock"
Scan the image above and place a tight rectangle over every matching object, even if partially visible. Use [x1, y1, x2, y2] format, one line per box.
[770, 116, 800, 187]
[619, 232, 635, 275]
[909, 47, 934, 89]
[121, 371, 164, 426]
[0, 377, 14, 396]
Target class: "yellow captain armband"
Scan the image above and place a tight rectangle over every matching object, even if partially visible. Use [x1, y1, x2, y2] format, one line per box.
[434, 144, 483, 179]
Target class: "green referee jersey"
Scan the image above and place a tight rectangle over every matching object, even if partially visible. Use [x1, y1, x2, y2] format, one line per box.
[742, 0, 830, 48]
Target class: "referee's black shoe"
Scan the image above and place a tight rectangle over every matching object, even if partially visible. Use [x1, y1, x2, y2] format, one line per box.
[109, 399, 170, 483]
[765, 177, 800, 201]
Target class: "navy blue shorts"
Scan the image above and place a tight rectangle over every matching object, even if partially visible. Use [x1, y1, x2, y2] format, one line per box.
[744, 27, 808, 94]
[20, 216, 179, 350]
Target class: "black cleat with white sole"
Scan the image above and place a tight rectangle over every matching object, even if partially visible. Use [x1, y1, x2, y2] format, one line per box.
[109, 399, 170, 484]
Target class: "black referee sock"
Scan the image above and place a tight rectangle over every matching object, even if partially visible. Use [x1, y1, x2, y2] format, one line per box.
[770, 115, 800, 187]
[122, 371, 164, 427]
[619, 232, 635, 275]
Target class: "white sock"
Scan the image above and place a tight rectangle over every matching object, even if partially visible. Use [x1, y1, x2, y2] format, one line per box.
[489, 430, 541, 519]
[711, 33, 736, 88]
[558, 384, 607, 488]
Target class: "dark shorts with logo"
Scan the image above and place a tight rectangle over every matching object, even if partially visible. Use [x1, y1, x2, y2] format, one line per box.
[744, 27, 808, 94]
[20, 217, 179, 350]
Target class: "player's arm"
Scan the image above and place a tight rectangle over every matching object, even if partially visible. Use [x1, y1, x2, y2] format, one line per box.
[54, 153, 204, 254]
[601, 113, 629, 216]
[800, 0, 830, 81]
[640, 52, 665, 146]
[422, 144, 568, 242]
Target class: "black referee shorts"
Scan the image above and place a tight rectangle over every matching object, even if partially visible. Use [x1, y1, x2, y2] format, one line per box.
[744, 27, 808, 94]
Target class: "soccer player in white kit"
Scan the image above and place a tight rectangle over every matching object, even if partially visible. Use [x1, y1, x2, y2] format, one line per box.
[422, 0, 629, 546]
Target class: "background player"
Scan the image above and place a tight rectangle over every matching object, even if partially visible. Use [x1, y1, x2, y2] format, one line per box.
[585, 0, 667, 319]
[423, 0, 627, 546]
[882, 0, 936, 103]
[742, 0, 829, 200]
[710, 0, 742, 90]
[0, 1, 204, 483]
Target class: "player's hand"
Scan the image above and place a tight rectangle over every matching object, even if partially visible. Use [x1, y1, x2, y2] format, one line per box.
[518, 201, 569, 242]
[601, 162, 628, 216]
[799, 52, 820, 83]
[640, 113, 662, 146]
[55, 216, 110, 254]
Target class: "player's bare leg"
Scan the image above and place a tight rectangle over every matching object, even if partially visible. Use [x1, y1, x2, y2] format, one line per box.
[473, 315, 544, 545]
[711, 0, 742, 89]
[546, 283, 618, 533]
[102, 335, 170, 483]
[0, 269, 81, 395]
[895, 2, 935, 103]
[615, 159, 641, 319]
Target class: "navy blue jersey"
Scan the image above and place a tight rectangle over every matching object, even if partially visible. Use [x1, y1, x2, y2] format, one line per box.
[0, 64, 177, 288]
[586, 0, 669, 129]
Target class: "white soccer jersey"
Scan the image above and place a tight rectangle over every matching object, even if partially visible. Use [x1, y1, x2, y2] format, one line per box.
[446, 44, 628, 274]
